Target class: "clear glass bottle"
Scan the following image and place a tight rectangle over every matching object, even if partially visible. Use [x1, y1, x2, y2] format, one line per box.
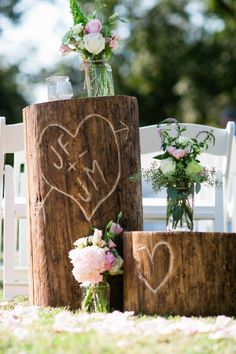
[166, 184, 194, 231]
[80, 280, 110, 313]
[83, 59, 115, 97]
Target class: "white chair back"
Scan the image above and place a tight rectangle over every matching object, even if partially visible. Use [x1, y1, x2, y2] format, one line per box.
[0, 117, 28, 300]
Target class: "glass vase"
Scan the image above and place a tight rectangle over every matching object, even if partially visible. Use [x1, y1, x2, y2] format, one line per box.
[83, 59, 115, 97]
[166, 184, 194, 231]
[80, 280, 110, 313]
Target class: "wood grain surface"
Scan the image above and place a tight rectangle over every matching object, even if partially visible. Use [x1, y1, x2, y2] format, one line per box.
[23, 96, 143, 309]
[124, 231, 236, 316]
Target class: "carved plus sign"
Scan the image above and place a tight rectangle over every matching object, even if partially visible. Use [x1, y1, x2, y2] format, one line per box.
[68, 162, 76, 171]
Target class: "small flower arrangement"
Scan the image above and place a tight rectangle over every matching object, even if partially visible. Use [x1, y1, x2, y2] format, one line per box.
[132, 118, 220, 231]
[68, 213, 123, 312]
[144, 118, 218, 194]
[60, 0, 121, 60]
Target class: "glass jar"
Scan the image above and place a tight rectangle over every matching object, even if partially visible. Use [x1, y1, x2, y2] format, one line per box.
[82, 59, 115, 97]
[166, 184, 194, 231]
[46, 76, 73, 101]
[80, 280, 110, 313]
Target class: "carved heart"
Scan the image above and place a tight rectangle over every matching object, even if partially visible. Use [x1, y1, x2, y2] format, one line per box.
[136, 241, 174, 294]
[39, 114, 121, 221]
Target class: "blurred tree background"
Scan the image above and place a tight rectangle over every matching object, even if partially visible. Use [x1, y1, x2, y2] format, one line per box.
[0, 0, 236, 126]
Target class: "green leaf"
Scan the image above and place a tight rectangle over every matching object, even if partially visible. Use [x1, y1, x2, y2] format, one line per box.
[153, 152, 169, 160]
[195, 182, 201, 194]
[117, 211, 123, 222]
[167, 187, 178, 198]
[70, 0, 87, 25]
[173, 205, 183, 221]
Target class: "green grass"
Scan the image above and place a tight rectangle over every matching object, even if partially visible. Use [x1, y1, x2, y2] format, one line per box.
[0, 287, 236, 354]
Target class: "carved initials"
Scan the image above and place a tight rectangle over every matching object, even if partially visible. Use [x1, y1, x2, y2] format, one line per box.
[77, 177, 91, 202]
[84, 160, 107, 191]
[51, 146, 63, 170]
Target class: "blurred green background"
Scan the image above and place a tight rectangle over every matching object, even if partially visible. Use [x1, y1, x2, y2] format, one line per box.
[1, 0, 236, 127]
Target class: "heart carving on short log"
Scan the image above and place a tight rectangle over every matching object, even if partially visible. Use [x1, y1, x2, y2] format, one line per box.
[136, 241, 174, 294]
[39, 114, 121, 221]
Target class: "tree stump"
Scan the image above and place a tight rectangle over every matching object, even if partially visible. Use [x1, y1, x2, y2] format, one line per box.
[124, 231, 236, 316]
[23, 96, 142, 309]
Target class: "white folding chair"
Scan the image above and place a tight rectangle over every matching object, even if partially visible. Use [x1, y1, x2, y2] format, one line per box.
[140, 121, 235, 232]
[0, 116, 28, 300]
[227, 136, 236, 231]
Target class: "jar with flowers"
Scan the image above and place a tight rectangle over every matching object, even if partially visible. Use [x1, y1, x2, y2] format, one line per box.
[60, 0, 123, 97]
[68, 213, 123, 312]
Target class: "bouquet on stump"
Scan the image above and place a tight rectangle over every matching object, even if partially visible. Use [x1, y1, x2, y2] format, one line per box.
[69, 213, 123, 313]
[60, 0, 123, 97]
[138, 118, 220, 231]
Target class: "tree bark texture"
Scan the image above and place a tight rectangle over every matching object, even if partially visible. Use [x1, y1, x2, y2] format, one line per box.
[124, 231, 236, 316]
[23, 96, 143, 309]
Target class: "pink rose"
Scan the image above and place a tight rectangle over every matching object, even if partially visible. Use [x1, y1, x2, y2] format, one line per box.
[104, 252, 115, 271]
[85, 19, 102, 34]
[172, 149, 188, 159]
[167, 146, 176, 155]
[110, 222, 123, 235]
[93, 229, 103, 240]
[167, 147, 188, 160]
[59, 44, 73, 56]
[108, 33, 120, 50]
[108, 240, 117, 248]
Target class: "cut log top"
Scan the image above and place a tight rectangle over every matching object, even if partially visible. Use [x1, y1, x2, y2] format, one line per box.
[23, 95, 137, 111]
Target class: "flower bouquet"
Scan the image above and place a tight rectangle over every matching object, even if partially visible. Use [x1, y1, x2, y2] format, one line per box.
[138, 118, 220, 231]
[68, 213, 123, 312]
[60, 0, 123, 97]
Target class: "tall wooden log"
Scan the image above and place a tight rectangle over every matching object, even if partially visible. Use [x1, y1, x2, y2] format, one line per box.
[23, 96, 142, 309]
[124, 231, 236, 316]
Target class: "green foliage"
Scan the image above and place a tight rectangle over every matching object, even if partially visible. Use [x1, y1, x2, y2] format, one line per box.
[0, 64, 28, 124]
[70, 0, 88, 25]
[139, 120, 219, 196]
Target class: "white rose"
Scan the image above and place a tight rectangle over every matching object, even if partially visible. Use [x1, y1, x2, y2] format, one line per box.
[84, 33, 105, 55]
[74, 237, 88, 248]
[109, 255, 123, 274]
[159, 158, 176, 175]
[177, 136, 193, 146]
[73, 23, 83, 34]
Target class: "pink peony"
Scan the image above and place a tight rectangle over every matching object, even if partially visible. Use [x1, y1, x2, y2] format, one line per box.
[85, 19, 102, 34]
[69, 246, 108, 285]
[104, 252, 115, 271]
[110, 222, 123, 235]
[59, 44, 73, 56]
[167, 147, 188, 160]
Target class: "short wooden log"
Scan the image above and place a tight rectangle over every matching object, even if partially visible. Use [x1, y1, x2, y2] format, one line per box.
[124, 231, 236, 316]
[23, 96, 142, 309]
